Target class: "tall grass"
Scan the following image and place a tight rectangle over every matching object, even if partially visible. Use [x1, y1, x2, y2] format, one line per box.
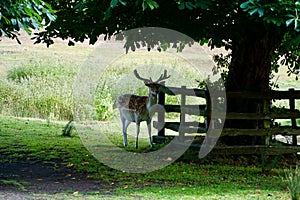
[0, 60, 77, 120]
[284, 165, 300, 200]
[0, 51, 206, 122]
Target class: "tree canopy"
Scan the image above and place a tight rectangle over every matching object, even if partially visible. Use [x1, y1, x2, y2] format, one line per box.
[0, 0, 56, 43]
[29, 0, 299, 78]
[2, 1, 300, 84]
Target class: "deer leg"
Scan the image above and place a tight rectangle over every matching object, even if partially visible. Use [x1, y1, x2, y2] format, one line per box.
[135, 122, 140, 149]
[147, 120, 153, 148]
[121, 116, 129, 147]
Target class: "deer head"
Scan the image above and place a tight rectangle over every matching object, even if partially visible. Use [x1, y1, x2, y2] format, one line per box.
[134, 69, 170, 95]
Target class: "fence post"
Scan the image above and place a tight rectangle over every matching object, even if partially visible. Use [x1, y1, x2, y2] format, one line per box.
[157, 87, 165, 137]
[205, 85, 211, 130]
[263, 99, 271, 146]
[289, 88, 297, 146]
[179, 86, 186, 139]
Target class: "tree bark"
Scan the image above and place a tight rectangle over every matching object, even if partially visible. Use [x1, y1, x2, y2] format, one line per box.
[223, 21, 282, 145]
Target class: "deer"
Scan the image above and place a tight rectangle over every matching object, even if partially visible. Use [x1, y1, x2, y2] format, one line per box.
[116, 69, 170, 148]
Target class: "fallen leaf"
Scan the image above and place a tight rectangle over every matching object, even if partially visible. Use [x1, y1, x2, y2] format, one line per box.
[73, 191, 79, 195]
[164, 157, 173, 162]
[67, 163, 74, 168]
[65, 174, 72, 177]
[81, 162, 89, 165]
[37, 178, 43, 181]
[256, 189, 261, 194]
[123, 185, 128, 189]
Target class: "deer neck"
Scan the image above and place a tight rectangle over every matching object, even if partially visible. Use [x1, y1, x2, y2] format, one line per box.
[146, 89, 158, 110]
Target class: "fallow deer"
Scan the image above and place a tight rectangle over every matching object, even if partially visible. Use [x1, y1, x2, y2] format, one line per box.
[116, 69, 170, 148]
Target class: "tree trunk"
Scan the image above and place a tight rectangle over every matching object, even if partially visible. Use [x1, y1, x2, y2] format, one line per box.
[223, 22, 282, 145]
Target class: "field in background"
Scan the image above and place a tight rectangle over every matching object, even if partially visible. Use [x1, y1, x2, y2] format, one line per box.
[0, 33, 299, 124]
[0, 33, 215, 122]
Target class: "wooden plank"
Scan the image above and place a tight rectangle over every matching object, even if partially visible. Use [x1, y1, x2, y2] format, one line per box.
[209, 146, 300, 155]
[226, 90, 300, 99]
[164, 105, 206, 115]
[152, 136, 174, 143]
[152, 135, 196, 144]
[168, 142, 300, 155]
[153, 121, 207, 133]
[210, 111, 300, 120]
[159, 86, 300, 100]
[154, 122, 300, 136]
[213, 128, 300, 136]
[159, 85, 207, 97]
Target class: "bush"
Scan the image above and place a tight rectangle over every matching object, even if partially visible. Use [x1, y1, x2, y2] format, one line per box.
[94, 82, 115, 121]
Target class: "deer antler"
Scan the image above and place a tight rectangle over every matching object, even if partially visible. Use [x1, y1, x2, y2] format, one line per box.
[154, 69, 171, 83]
[134, 69, 152, 82]
[134, 69, 170, 83]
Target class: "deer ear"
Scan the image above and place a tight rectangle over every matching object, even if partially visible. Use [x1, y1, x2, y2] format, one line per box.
[144, 82, 151, 87]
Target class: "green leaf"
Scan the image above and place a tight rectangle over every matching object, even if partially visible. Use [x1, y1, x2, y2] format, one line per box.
[145, 0, 159, 10]
[185, 2, 195, 10]
[31, 18, 41, 29]
[33, 5, 43, 15]
[249, 8, 258, 16]
[240, 2, 250, 9]
[0, 29, 7, 36]
[286, 14, 296, 18]
[104, 8, 112, 20]
[11, 18, 17, 26]
[119, 0, 127, 6]
[3, 16, 10, 24]
[151, 1, 159, 9]
[200, 38, 209, 45]
[45, 10, 56, 21]
[178, 2, 185, 10]
[286, 18, 295, 27]
[110, 0, 119, 8]
[258, 9, 264, 17]
[142, 1, 147, 11]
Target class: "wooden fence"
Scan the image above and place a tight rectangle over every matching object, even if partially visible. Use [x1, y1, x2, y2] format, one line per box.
[153, 86, 300, 156]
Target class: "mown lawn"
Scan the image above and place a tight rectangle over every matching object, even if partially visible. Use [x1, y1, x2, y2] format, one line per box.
[0, 116, 293, 199]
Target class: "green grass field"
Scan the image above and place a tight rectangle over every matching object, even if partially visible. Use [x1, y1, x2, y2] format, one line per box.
[0, 116, 293, 199]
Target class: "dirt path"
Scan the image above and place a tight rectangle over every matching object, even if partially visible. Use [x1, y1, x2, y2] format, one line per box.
[0, 156, 114, 199]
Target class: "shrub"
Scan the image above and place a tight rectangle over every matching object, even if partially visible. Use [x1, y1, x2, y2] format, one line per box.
[94, 82, 115, 121]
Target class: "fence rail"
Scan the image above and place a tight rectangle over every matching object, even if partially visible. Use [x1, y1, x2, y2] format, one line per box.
[153, 86, 300, 156]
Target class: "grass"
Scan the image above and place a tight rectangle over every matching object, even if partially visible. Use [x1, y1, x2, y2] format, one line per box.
[284, 166, 300, 200]
[0, 116, 294, 199]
